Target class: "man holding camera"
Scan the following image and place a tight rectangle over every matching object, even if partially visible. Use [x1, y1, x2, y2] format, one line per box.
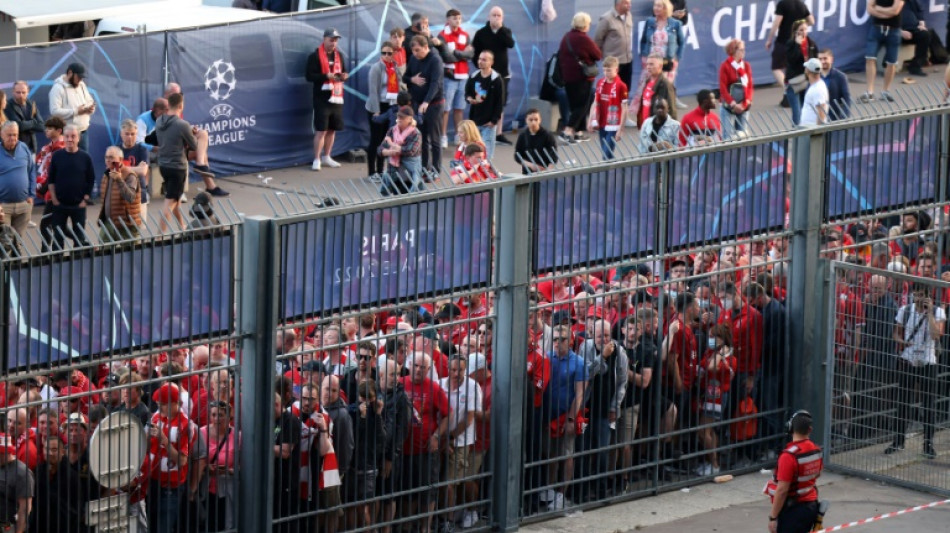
[888, 283, 944, 458]
[98, 146, 141, 242]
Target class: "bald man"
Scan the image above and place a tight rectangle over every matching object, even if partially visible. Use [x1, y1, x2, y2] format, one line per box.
[472, 6, 516, 143]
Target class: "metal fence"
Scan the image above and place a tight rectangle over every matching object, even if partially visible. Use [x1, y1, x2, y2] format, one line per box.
[824, 261, 950, 497]
[3, 102, 950, 533]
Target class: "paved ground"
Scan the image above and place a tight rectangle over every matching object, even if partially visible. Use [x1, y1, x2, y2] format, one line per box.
[520, 470, 950, 533]
[17, 63, 949, 248]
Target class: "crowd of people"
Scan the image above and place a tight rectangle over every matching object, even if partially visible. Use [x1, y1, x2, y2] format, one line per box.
[0, 66, 231, 253]
[0, 208, 948, 533]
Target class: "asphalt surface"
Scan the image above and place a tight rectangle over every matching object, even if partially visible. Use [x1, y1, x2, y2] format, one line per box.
[520, 470, 950, 533]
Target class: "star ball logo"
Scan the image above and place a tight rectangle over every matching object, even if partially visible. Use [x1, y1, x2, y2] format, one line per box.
[198, 59, 257, 146]
[205, 59, 236, 119]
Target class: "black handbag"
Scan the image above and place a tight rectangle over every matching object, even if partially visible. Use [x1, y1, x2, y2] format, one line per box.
[566, 35, 599, 78]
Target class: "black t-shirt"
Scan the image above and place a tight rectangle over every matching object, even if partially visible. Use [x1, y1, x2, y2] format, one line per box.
[273, 410, 301, 495]
[0, 459, 33, 523]
[622, 334, 658, 408]
[775, 0, 811, 44]
[872, 0, 901, 28]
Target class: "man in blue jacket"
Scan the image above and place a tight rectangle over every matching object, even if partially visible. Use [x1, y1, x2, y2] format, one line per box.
[403, 35, 445, 175]
[818, 49, 852, 121]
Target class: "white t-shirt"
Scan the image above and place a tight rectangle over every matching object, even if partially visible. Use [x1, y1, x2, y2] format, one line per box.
[439, 377, 482, 447]
[800, 79, 829, 126]
[895, 303, 946, 366]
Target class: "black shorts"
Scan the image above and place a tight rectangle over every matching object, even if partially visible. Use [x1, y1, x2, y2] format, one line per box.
[313, 102, 345, 132]
[399, 453, 439, 506]
[771, 46, 787, 72]
[160, 166, 187, 200]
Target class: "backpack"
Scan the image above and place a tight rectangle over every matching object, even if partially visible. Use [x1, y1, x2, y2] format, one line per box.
[729, 395, 759, 441]
[545, 52, 564, 89]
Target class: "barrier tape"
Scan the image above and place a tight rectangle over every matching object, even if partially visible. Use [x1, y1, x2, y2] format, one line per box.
[814, 498, 950, 533]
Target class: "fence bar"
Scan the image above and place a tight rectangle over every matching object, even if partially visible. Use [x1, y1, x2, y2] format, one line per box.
[789, 131, 830, 443]
[491, 182, 533, 530]
[238, 215, 278, 532]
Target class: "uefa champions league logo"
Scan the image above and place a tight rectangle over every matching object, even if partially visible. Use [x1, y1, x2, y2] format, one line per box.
[205, 59, 236, 118]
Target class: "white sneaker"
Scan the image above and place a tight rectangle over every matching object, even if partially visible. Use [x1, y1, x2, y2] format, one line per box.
[311, 158, 321, 171]
[321, 156, 341, 168]
[461, 511, 478, 528]
[625, 118, 637, 128]
[538, 488, 556, 503]
[546, 492, 565, 511]
[180, 194, 188, 203]
[440, 136, 449, 148]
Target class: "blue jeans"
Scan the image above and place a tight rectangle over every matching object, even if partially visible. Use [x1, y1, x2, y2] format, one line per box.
[148, 481, 186, 533]
[576, 415, 613, 497]
[478, 125, 497, 160]
[865, 24, 901, 64]
[380, 156, 423, 195]
[598, 130, 617, 160]
[556, 87, 570, 130]
[785, 85, 804, 126]
[719, 105, 748, 140]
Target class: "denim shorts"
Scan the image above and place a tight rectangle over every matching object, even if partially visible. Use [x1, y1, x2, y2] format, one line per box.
[865, 25, 901, 65]
[444, 78, 467, 110]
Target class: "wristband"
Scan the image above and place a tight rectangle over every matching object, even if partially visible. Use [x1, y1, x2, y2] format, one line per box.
[769, 516, 777, 522]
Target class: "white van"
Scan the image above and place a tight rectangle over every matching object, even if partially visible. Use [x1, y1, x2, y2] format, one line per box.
[94, 5, 275, 36]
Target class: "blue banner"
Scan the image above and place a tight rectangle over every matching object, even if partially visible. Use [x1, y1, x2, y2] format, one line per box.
[668, 141, 789, 247]
[825, 115, 940, 219]
[630, 0, 948, 96]
[534, 164, 658, 271]
[4, 236, 233, 369]
[280, 192, 492, 318]
[0, 33, 165, 185]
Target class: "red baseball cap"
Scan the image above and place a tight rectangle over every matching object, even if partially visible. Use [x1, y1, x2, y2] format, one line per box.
[152, 383, 181, 405]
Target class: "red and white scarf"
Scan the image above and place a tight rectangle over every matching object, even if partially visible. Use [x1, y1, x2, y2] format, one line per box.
[388, 124, 416, 168]
[319, 44, 344, 104]
[440, 26, 470, 79]
[384, 60, 399, 103]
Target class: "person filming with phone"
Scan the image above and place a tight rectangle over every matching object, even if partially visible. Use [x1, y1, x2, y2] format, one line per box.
[98, 146, 142, 242]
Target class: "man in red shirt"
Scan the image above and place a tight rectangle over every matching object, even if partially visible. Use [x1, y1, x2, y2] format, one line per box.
[678, 89, 722, 146]
[399, 353, 450, 533]
[718, 281, 764, 407]
[8, 407, 39, 470]
[145, 383, 195, 533]
[766, 410, 822, 533]
[662, 292, 701, 460]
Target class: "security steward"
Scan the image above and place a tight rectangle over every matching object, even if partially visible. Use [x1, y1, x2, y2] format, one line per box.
[765, 410, 823, 533]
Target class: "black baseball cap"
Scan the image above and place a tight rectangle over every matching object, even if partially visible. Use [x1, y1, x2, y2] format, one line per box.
[67, 62, 86, 79]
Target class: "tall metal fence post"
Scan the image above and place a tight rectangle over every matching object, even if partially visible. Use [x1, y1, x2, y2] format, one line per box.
[491, 183, 533, 531]
[788, 132, 830, 444]
[238, 215, 279, 532]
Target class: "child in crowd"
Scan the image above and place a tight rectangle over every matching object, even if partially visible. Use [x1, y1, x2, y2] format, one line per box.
[588, 56, 628, 160]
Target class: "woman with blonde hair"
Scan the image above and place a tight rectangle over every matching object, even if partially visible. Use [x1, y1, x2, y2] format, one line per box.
[452, 120, 487, 165]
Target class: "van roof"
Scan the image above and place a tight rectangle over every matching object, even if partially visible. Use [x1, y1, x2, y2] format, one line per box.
[95, 5, 276, 35]
[1, 0, 202, 30]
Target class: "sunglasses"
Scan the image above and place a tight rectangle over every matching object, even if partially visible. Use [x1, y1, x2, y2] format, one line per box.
[381, 51, 394, 56]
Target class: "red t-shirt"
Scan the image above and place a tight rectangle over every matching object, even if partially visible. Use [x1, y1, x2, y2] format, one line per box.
[718, 305, 764, 374]
[145, 411, 195, 488]
[400, 376, 451, 455]
[526, 349, 551, 408]
[593, 77, 628, 131]
[775, 439, 822, 503]
[698, 348, 737, 410]
[638, 77, 657, 125]
[16, 430, 40, 470]
[678, 107, 723, 146]
[665, 316, 699, 390]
